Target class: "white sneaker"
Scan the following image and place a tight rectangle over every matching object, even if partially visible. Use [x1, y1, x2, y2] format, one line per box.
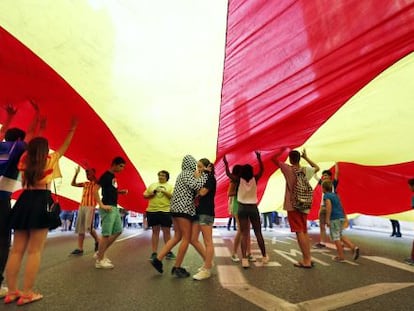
[95, 259, 114, 269]
[0, 285, 8, 298]
[193, 268, 211, 280]
[93, 252, 112, 263]
[262, 255, 269, 264]
[197, 261, 215, 272]
[231, 254, 240, 262]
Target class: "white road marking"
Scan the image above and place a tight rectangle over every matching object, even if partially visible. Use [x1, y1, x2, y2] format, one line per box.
[269, 229, 293, 235]
[285, 237, 297, 241]
[363, 256, 414, 273]
[297, 283, 414, 311]
[218, 263, 414, 311]
[213, 229, 222, 236]
[214, 246, 232, 257]
[273, 249, 330, 266]
[217, 265, 297, 310]
[320, 252, 359, 266]
[214, 233, 414, 310]
[272, 237, 291, 244]
[116, 231, 143, 242]
[213, 238, 225, 244]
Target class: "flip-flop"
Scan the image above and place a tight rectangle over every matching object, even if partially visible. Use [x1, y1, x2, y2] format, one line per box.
[16, 293, 43, 306]
[293, 262, 313, 269]
[4, 291, 20, 304]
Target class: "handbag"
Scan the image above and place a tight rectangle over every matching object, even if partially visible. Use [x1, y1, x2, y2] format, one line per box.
[47, 181, 62, 230]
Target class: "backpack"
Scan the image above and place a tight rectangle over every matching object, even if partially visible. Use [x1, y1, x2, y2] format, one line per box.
[292, 166, 313, 211]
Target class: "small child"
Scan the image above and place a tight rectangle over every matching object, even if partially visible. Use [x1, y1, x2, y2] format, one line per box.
[322, 180, 359, 262]
[404, 178, 414, 265]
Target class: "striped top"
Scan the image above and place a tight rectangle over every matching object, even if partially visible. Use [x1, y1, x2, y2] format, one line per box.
[80, 181, 98, 207]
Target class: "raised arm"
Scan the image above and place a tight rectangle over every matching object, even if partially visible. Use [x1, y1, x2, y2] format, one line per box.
[71, 165, 84, 187]
[334, 162, 339, 180]
[301, 149, 320, 174]
[57, 117, 79, 156]
[24, 100, 41, 142]
[223, 155, 232, 178]
[0, 104, 17, 141]
[254, 151, 264, 181]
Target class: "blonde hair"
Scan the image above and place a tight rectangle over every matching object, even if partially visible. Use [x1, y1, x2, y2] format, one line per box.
[321, 180, 333, 192]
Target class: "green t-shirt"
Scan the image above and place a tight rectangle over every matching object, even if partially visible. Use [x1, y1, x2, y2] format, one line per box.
[144, 182, 173, 212]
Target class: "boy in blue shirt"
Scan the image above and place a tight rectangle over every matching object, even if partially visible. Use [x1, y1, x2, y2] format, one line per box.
[322, 180, 359, 262]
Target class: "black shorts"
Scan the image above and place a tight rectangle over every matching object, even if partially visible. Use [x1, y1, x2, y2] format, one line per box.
[146, 211, 173, 227]
[171, 212, 196, 222]
[10, 189, 54, 230]
[238, 203, 260, 221]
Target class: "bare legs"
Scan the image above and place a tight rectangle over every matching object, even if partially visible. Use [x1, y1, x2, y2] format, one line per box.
[97, 232, 121, 261]
[190, 224, 206, 261]
[6, 229, 48, 295]
[232, 215, 251, 257]
[157, 218, 181, 260]
[335, 236, 356, 259]
[151, 225, 161, 253]
[296, 232, 312, 266]
[77, 228, 99, 251]
[173, 218, 192, 268]
[191, 224, 214, 269]
[250, 217, 266, 257]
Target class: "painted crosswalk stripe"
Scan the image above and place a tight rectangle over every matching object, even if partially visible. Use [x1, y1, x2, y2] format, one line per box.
[297, 283, 414, 311]
[214, 246, 232, 257]
[217, 265, 296, 310]
[363, 256, 414, 273]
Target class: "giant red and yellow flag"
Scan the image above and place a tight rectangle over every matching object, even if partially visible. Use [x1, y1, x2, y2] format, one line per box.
[1, 1, 414, 221]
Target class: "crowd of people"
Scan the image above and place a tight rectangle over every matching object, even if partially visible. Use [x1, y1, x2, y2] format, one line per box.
[0, 102, 413, 307]
[0, 102, 129, 305]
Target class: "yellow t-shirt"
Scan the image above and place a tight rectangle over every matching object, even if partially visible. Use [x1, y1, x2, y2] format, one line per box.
[144, 182, 173, 212]
[18, 151, 61, 185]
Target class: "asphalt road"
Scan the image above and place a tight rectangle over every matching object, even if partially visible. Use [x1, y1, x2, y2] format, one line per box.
[1, 225, 413, 311]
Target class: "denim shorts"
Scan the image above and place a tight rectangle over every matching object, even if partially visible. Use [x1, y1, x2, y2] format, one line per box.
[329, 218, 345, 241]
[195, 214, 214, 226]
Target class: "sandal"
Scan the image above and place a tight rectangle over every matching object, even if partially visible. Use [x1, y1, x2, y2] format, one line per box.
[333, 256, 345, 262]
[16, 292, 43, 306]
[293, 262, 313, 269]
[4, 291, 20, 304]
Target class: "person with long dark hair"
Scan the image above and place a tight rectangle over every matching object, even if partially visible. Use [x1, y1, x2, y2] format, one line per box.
[223, 159, 254, 263]
[228, 151, 268, 268]
[191, 158, 216, 280]
[5, 118, 78, 305]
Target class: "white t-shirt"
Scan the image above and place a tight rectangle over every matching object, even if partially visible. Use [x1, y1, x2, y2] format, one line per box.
[237, 178, 257, 204]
